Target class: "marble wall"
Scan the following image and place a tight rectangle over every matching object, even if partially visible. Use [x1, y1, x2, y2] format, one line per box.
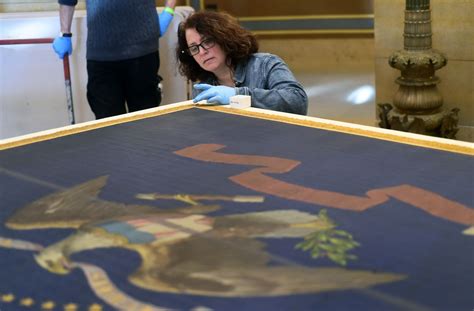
[374, 0, 473, 141]
[258, 35, 375, 73]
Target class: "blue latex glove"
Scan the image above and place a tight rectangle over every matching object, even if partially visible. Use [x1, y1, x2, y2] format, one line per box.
[193, 84, 236, 105]
[158, 10, 174, 37]
[52, 36, 72, 59]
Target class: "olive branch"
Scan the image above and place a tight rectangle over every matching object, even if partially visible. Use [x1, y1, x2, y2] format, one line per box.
[296, 209, 360, 266]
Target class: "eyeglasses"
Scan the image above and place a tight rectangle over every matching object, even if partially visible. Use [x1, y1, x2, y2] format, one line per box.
[185, 38, 216, 56]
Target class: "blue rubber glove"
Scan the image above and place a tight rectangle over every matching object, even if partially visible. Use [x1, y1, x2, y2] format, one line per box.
[158, 10, 174, 37]
[52, 36, 72, 59]
[193, 84, 236, 105]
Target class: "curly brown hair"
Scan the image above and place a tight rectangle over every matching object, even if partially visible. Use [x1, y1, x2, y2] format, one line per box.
[176, 11, 259, 82]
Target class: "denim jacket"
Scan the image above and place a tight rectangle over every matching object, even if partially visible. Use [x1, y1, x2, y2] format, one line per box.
[194, 53, 308, 115]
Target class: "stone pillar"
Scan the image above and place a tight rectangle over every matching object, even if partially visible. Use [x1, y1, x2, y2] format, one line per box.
[378, 0, 459, 138]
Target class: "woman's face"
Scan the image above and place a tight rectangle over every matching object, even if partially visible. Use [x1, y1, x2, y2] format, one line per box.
[185, 28, 227, 74]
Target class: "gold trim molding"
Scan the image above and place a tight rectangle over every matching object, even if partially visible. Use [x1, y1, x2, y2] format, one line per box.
[1, 102, 472, 156]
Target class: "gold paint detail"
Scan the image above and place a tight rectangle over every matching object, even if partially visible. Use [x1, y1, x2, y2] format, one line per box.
[41, 301, 56, 310]
[462, 226, 474, 235]
[1, 293, 15, 302]
[19, 297, 35, 306]
[88, 303, 103, 311]
[197, 106, 474, 156]
[63, 303, 79, 311]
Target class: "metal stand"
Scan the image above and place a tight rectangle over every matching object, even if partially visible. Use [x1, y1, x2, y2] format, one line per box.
[0, 38, 76, 125]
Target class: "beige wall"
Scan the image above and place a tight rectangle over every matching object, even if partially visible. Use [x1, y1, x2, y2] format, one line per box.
[258, 35, 374, 73]
[258, 35, 376, 126]
[203, 0, 373, 16]
[374, 0, 474, 141]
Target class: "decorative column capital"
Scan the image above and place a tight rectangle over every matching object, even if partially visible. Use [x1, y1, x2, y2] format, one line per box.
[389, 50, 447, 71]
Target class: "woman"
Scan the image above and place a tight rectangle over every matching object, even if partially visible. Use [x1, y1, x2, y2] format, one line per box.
[176, 11, 308, 115]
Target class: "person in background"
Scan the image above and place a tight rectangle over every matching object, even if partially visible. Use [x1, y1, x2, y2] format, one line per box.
[176, 10, 308, 115]
[52, 0, 177, 119]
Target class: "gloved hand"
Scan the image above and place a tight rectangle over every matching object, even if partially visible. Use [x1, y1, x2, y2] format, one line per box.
[52, 36, 73, 59]
[158, 9, 174, 37]
[158, 0, 176, 37]
[193, 84, 236, 105]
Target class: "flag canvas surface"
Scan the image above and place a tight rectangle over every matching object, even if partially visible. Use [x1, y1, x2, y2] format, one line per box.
[0, 105, 473, 311]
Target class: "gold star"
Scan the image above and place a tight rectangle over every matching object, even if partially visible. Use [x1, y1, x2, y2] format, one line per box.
[88, 303, 103, 311]
[1, 293, 15, 302]
[20, 297, 35, 306]
[41, 300, 56, 310]
[64, 303, 79, 311]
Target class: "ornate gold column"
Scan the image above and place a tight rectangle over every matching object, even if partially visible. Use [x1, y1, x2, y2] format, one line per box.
[378, 0, 459, 138]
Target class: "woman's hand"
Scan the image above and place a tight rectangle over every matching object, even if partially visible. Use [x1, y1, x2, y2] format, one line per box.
[193, 84, 236, 104]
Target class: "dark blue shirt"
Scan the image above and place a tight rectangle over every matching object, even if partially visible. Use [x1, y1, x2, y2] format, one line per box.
[59, 0, 159, 61]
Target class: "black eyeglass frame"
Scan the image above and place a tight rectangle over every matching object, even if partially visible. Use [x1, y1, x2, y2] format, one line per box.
[183, 38, 216, 56]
